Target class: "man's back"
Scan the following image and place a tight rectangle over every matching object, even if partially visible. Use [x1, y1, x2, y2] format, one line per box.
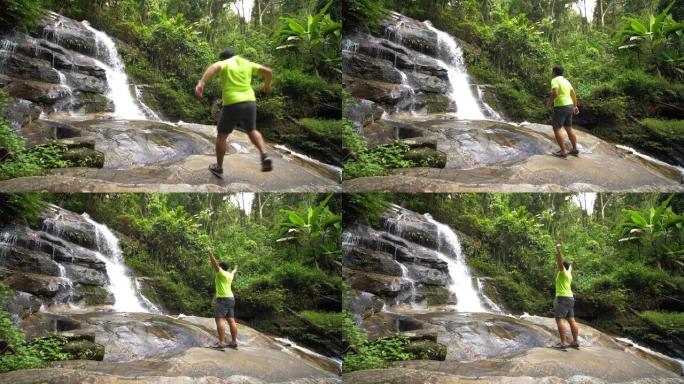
[219, 56, 261, 106]
[551, 76, 574, 107]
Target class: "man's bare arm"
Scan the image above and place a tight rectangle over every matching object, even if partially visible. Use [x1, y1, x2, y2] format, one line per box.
[195, 62, 222, 97]
[556, 243, 564, 271]
[209, 248, 220, 272]
[571, 89, 579, 114]
[231, 265, 238, 275]
[258, 66, 272, 94]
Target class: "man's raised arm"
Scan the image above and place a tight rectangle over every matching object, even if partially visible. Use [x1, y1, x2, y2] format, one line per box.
[195, 62, 222, 98]
[258, 66, 273, 94]
[556, 242, 565, 271]
[209, 247, 220, 272]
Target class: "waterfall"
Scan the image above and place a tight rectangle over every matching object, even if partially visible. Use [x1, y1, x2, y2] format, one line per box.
[83, 214, 155, 313]
[82, 22, 151, 120]
[424, 214, 494, 313]
[398, 263, 418, 306]
[423, 21, 487, 121]
[135, 85, 162, 121]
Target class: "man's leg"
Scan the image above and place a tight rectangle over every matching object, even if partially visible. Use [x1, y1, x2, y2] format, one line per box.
[555, 318, 568, 345]
[215, 317, 227, 345]
[552, 127, 567, 156]
[226, 317, 238, 345]
[568, 317, 579, 346]
[564, 126, 578, 152]
[247, 130, 266, 156]
[216, 133, 229, 170]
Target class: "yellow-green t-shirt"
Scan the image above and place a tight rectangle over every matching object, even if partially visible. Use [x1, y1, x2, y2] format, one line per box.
[219, 56, 262, 106]
[555, 268, 573, 298]
[551, 76, 574, 107]
[215, 269, 234, 298]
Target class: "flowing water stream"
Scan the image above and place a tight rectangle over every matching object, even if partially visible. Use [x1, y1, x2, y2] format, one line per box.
[83, 214, 157, 313]
[82, 21, 156, 121]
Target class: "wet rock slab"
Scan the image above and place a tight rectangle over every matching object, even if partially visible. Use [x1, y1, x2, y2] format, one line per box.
[344, 117, 684, 192]
[0, 118, 341, 192]
[0, 312, 341, 384]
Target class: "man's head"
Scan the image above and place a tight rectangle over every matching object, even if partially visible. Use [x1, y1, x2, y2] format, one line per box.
[552, 64, 565, 77]
[563, 261, 572, 271]
[219, 261, 230, 271]
[219, 49, 235, 61]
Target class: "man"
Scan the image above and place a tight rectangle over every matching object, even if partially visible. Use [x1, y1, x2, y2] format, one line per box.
[547, 65, 580, 159]
[553, 242, 580, 350]
[195, 49, 274, 178]
[209, 247, 238, 349]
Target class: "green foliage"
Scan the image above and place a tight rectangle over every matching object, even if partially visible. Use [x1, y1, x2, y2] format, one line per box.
[343, 335, 414, 373]
[343, 139, 417, 180]
[642, 118, 684, 139]
[620, 194, 684, 271]
[0, 0, 43, 32]
[276, 0, 341, 75]
[278, 194, 342, 270]
[619, 1, 684, 79]
[0, 282, 72, 373]
[343, 0, 388, 33]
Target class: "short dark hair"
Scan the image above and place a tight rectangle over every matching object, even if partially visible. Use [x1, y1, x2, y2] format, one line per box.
[552, 64, 565, 76]
[219, 49, 235, 60]
[563, 261, 572, 270]
[219, 261, 229, 271]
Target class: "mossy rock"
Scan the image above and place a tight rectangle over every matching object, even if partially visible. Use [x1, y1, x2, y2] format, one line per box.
[405, 147, 447, 168]
[61, 339, 105, 361]
[404, 340, 447, 361]
[417, 93, 451, 114]
[61, 148, 105, 168]
[79, 286, 111, 306]
[419, 285, 451, 306]
[401, 228, 437, 249]
[77, 92, 111, 113]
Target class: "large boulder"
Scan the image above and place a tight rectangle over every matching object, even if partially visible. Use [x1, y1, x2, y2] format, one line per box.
[0, 269, 65, 298]
[0, 245, 61, 276]
[4, 98, 42, 130]
[344, 267, 410, 298]
[380, 12, 439, 57]
[1, 51, 61, 84]
[343, 52, 402, 84]
[344, 246, 403, 277]
[4, 291, 42, 321]
[344, 76, 410, 108]
[38, 12, 97, 56]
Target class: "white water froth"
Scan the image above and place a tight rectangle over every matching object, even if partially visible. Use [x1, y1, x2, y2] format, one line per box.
[424, 213, 491, 313]
[274, 144, 343, 182]
[616, 337, 684, 375]
[424, 21, 486, 121]
[83, 214, 156, 313]
[274, 337, 343, 374]
[616, 144, 684, 181]
[82, 22, 149, 120]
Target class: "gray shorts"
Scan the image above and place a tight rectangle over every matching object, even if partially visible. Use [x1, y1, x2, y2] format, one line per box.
[218, 101, 256, 134]
[552, 105, 574, 128]
[214, 297, 235, 318]
[555, 296, 575, 318]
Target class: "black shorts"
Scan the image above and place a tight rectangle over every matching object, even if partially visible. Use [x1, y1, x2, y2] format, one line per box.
[213, 297, 235, 318]
[554, 296, 575, 318]
[217, 101, 256, 134]
[552, 105, 574, 129]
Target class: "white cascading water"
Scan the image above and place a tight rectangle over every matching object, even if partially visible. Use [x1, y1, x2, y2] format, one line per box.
[135, 85, 162, 121]
[423, 21, 486, 121]
[83, 214, 154, 313]
[424, 213, 491, 313]
[82, 22, 148, 120]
